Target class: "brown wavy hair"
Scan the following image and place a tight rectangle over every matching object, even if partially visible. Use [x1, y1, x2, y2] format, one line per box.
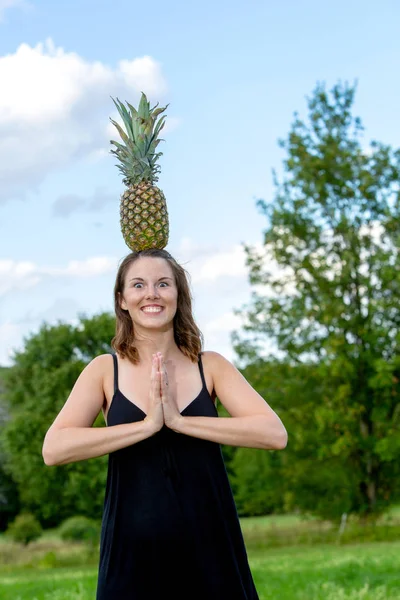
[111, 248, 204, 363]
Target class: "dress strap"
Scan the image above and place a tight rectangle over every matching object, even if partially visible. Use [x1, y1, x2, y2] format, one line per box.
[198, 353, 207, 390]
[112, 353, 118, 394]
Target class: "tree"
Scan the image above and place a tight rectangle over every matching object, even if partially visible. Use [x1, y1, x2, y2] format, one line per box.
[233, 81, 400, 519]
[0, 366, 20, 530]
[0, 312, 116, 527]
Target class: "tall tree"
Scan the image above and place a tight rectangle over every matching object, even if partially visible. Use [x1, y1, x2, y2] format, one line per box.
[233, 81, 400, 519]
[0, 366, 20, 530]
[0, 312, 115, 527]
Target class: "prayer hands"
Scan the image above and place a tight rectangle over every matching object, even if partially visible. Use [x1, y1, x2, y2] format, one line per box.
[146, 352, 181, 432]
[145, 353, 165, 433]
[156, 352, 182, 430]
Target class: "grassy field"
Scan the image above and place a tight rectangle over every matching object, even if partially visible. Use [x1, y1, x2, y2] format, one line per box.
[0, 511, 399, 599]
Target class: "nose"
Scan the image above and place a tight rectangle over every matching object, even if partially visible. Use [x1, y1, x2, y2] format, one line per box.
[145, 285, 160, 298]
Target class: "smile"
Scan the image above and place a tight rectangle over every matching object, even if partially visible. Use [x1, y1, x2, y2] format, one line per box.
[141, 307, 164, 314]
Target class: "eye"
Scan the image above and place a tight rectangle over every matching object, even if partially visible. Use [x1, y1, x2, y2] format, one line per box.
[159, 282, 168, 287]
[133, 283, 143, 288]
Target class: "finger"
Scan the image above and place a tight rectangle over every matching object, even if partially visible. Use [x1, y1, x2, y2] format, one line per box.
[157, 355, 166, 379]
[151, 356, 161, 396]
[155, 354, 166, 395]
[160, 371, 169, 399]
[151, 355, 157, 378]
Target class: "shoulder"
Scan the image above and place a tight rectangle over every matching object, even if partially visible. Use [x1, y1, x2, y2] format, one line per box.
[199, 351, 273, 419]
[86, 354, 115, 396]
[90, 353, 114, 368]
[82, 353, 114, 380]
[200, 350, 237, 378]
[200, 350, 233, 365]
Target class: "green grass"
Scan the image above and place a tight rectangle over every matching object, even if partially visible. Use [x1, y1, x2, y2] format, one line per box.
[0, 542, 398, 599]
[0, 509, 399, 599]
[0, 567, 97, 600]
[251, 542, 400, 599]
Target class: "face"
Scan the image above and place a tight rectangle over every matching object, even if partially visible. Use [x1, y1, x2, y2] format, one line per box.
[119, 256, 178, 330]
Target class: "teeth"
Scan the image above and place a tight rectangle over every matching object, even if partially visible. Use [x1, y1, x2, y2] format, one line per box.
[142, 307, 163, 313]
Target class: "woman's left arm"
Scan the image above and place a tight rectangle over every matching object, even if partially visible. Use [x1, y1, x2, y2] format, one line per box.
[172, 352, 288, 450]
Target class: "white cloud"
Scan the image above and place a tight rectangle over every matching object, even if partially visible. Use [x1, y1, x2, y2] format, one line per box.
[0, 39, 168, 203]
[200, 313, 245, 362]
[16, 297, 81, 325]
[0, 241, 265, 366]
[204, 311, 243, 334]
[0, 256, 118, 297]
[0, 298, 84, 366]
[0, 260, 41, 296]
[118, 56, 167, 97]
[55, 257, 117, 278]
[0, 0, 29, 22]
[0, 241, 254, 300]
[188, 244, 248, 283]
[0, 321, 24, 364]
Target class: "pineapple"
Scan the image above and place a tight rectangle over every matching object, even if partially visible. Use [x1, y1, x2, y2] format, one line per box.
[109, 93, 169, 252]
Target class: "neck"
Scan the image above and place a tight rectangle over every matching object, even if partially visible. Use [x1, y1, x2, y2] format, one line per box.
[132, 328, 181, 364]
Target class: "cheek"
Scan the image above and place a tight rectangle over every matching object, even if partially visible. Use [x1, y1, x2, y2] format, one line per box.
[164, 287, 178, 301]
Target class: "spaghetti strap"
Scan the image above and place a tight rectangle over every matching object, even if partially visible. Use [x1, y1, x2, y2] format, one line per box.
[198, 353, 207, 390]
[112, 353, 118, 394]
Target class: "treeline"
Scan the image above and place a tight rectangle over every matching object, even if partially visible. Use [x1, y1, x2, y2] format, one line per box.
[0, 309, 398, 531]
[1, 80, 399, 531]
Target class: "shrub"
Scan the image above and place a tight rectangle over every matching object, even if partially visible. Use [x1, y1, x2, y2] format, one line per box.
[59, 515, 100, 546]
[38, 550, 58, 568]
[6, 512, 42, 545]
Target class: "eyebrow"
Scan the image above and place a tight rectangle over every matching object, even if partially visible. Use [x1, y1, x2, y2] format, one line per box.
[128, 277, 174, 282]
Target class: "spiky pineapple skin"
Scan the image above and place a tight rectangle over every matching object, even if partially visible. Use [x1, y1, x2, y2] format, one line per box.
[120, 181, 169, 252]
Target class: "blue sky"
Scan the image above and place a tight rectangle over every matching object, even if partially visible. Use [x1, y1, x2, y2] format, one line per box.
[1, 0, 399, 366]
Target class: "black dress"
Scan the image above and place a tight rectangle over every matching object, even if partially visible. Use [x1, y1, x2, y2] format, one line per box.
[96, 352, 259, 600]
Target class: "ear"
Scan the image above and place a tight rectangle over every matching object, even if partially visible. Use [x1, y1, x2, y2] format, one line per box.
[118, 292, 128, 311]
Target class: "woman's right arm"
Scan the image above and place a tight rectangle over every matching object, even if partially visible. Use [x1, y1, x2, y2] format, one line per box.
[42, 354, 158, 466]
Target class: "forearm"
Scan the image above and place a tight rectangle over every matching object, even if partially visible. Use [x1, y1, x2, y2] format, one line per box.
[42, 419, 156, 466]
[172, 414, 288, 450]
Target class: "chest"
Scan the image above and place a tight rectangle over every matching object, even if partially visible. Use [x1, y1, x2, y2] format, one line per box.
[102, 356, 215, 423]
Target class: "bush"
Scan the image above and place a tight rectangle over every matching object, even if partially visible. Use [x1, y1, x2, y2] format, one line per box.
[38, 550, 58, 568]
[59, 515, 100, 546]
[6, 512, 42, 545]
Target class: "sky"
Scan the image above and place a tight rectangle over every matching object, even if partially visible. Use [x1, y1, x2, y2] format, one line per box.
[1, 0, 399, 367]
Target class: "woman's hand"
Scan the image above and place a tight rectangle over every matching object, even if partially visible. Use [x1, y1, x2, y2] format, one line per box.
[157, 353, 182, 430]
[144, 354, 165, 433]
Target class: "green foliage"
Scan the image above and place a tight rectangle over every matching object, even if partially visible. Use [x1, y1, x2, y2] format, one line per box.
[233, 81, 400, 519]
[0, 367, 20, 530]
[6, 512, 42, 545]
[0, 465, 20, 531]
[216, 399, 238, 477]
[37, 550, 58, 568]
[231, 447, 283, 516]
[58, 515, 100, 546]
[0, 312, 115, 528]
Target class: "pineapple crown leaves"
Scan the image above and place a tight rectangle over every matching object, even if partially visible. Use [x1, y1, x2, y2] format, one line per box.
[109, 93, 169, 186]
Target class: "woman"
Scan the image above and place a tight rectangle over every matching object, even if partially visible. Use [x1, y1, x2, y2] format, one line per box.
[42, 248, 288, 600]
